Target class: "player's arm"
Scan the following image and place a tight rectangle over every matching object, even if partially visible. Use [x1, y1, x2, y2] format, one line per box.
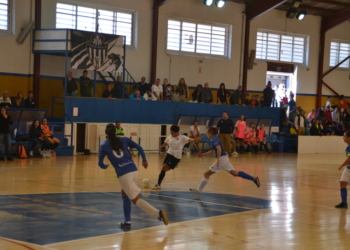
[215, 145, 221, 167]
[128, 139, 148, 169]
[98, 147, 109, 169]
[159, 142, 169, 151]
[339, 156, 350, 171]
[198, 150, 213, 157]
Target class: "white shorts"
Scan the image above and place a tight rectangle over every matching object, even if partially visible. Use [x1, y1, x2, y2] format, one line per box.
[118, 171, 141, 200]
[340, 167, 350, 183]
[209, 155, 235, 173]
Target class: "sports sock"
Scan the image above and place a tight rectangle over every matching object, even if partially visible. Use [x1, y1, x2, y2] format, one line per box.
[53, 142, 59, 149]
[341, 188, 347, 204]
[158, 171, 166, 185]
[264, 144, 270, 153]
[238, 171, 254, 181]
[122, 196, 131, 222]
[135, 199, 159, 217]
[198, 178, 209, 192]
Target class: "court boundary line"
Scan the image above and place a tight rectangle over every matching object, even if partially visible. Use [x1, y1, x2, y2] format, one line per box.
[0, 236, 56, 250]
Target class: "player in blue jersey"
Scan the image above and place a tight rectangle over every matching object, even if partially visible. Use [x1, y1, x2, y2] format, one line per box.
[335, 130, 350, 208]
[99, 124, 168, 228]
[190, 127, 260, 197]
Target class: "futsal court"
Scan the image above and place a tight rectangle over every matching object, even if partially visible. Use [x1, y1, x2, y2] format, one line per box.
[0, 152, 349, 250]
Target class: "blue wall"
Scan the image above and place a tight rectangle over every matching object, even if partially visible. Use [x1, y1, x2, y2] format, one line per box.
[64, 98, 280, 126]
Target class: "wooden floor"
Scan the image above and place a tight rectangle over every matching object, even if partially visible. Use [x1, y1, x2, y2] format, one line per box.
[1, 152, 350, 250]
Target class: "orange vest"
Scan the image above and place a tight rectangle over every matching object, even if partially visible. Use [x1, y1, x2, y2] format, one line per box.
[41, 124, 51, 137]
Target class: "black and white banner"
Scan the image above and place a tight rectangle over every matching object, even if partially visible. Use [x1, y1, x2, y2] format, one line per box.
[71, 30, 124, 72]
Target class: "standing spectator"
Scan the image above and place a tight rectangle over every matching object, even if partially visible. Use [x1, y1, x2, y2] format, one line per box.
[288, 94, 296, 112]
[332, 107, 340, 123]
[115, 121, 125, 136]
[152, 78, 163, 101]
[63, 71, 78, 96]
[202, 82, 213, 104]
[102, 84, 117, 99]
[294, 109, 306, 135]
[234, 115, 247, 153]
[13, 92, 25, 108]
[177, 78, 189, 102]
[217, 83, 231, 105]
[282, 93, 288, 107]
[316, 107, 325, 120]
[24, 91, 36, 109]
[339, 95, 348, 110]
[289, 106, 298, 124]
[308, 109, 315, 121]
[0, 107, 13, 160]
[162, 78, 169, 100]
[217, 112, 234, 156]
[326, 96, 333, 110]
[171, 85, 180, 102]
[29, 119, 44, 156]
[324, 106, 333, 122]
[230, 85, 243, 106]
[114, 75, 127, 99]
[129, 90, 145, 100]
[134, 76, 149, 96]
[144, 89, 157, 101]
[189, 121, 203, 153]
[79, 70, 94, 97]
[192, 84, 203, 103]
[164, 84, 172, 101]
[263, 81, 274, 107]
[243, 93, 250, 106]
[0, 91, 12, 107]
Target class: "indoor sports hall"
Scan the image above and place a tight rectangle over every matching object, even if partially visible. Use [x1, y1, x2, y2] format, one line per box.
[0, 0, 350, 249]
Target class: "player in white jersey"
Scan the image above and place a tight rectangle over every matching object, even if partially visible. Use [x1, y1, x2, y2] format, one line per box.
[152, 125, 199, 190]
[190, 127, 260, 197]
[99, 124, 168, 228]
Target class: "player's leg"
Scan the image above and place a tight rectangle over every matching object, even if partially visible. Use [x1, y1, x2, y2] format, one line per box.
[190, 170, 215, 197]
[119, 189, 132, 228]
[336, 169, 349, 208]
[229, 170, 260, 188]
[153, 154, 179, 190]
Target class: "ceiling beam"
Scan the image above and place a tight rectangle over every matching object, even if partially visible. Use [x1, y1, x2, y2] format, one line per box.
[304, 0, 350, 8]
[323, 8, 350, 31]
[246, 0, 289, 21]
[280, 3, 336, 14]
[155, 0, 170, 7]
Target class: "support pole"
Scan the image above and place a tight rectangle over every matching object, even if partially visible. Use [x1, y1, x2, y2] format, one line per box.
[33, 0, 41, 108]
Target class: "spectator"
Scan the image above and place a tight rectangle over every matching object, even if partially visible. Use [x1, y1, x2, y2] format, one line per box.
[294, 109, 306, 135]
[202, 82, 213, 104]
[344, 109, 350, 128]
[41, 118, 60, 156]
[134, 76, 149, 96]
[280, 106, 288, 131]
[164, 84, 172, 101]
[234, 114, 246, 154]
[310, 119, 323, 136]
[263, 81, 274, 107]
[114, 75, 127, 99]
[339, 95, 348, 110]
[29, 119, 45, 156]
[243, 93, 250, 106]
[171, 85, 180, 102]
[189, 121, 203, 153]
[144, 89, 157, 101]
[315, 107, 325, 120]
[162, 78, 169, 100]
[192, 84, 203, 103]
[0, 107, 13, 160]
[217, 111, 234, 156]
[63, 71, 78, 96]
[326, 96, 333, 110]
[336, 121, 346, 136]
[79, 70, 94, 97]
[177, 78, 189, 102]
[258, 96, 264, 107]
[115, 121, 124, 135]
[308, 109, 315, 121]
[256, 124, 271, 154]
[282, 93, 288, 107]
[12, 92, 25, 108]
[217, 83, 231, 104]
[129, 90, 145, 100]
[324, 106, 333, 122]
[230, 85, 243, 106]
[102, 84, 117, 99]
[340, 108, 346, 122]
[152, 78, 163, 101]
[250, 95, 258, 107]
[289, 106, 298, 124]
[24, 91, 36, 109]
[288, 94, 296, 112]
[332, 107, 340, 123]
[0, 91, 12, 107]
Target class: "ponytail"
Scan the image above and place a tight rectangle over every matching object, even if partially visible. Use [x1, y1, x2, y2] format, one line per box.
[105, 124, 123, 152]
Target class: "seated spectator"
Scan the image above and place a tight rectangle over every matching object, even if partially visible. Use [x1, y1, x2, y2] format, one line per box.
[102, 84, 117, 99]
[29, 119, 45, 156]
[243, 93, 250, 106]
[258, 96, 264, 107]
[217, 83, 231, 104]
[0, 107, 13, 160]
[171, 85, 180, 102]
[332, 107, 340, 123]
[152, 78, 163, 101]
[310, 119, 323, 136]
[79, 70, 94, 97]
[230, 85, 243, 106]
[0, 91, 12, 108]
[164, 83, 172, 101]
[192, 84, 203, 103]
[41, 118, 60, 156]
[115, 121, 124, 136]
[344, 109, 350, 128]
[323, 121, 336, 135]
[129, 90, 145, 100]
[244, 123, 259, 154]
[63, 71, 78, 96]
[340, 108, 346, 122]
[324, 106, 333, 122]
[189, 121, 203, 153]
[134, 76, 149, 96]
[315, 106, 325, 120]
[308, 109, 315, 122]
[12, 92, 25, 108]
[256, 124, 271, 154]
[336, 121, 346, 136]
[294, 109, 306, 135]
[250, 95, 258, 107]
[202, 82, 213, 104]
[143, 89, 157, 101]
[25, 91, 36, 109]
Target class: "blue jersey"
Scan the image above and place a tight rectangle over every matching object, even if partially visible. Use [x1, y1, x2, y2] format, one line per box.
[210, 136, 227, 158]
[98, 137, 146, 177]
[346, 145, 350, 168]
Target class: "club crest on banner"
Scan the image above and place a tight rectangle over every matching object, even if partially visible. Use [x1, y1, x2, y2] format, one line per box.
[87, 33, 108, 69]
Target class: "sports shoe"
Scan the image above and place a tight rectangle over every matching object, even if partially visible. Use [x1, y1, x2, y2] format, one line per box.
[39, 148, 43, 156]
[190, 188, 200, 197]
[233, 152, 239, 155]
[50, 150, 56, 157]
[119, 222, 131, 228]
[254, 177, 260, 188]
[29, 151, 33, 156]
[335, 202, 348, 208]
[158, 209, 168, 226]
[152, 184, 161, 190]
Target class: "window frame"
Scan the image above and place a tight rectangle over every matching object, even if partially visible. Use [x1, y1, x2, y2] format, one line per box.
[0, 0, 15, 36]
[166, 17, 232, 60]
[255, 29, 309, 66]
[329, 39, 350, 70]
[55, 1, 138, 49]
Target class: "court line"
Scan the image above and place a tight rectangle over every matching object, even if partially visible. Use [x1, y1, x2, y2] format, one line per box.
[0, 237, 48, 250]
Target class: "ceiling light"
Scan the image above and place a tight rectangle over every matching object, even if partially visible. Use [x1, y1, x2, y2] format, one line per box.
[296, 9, 307, 20]
[203, 0, 213, 6]
[286, 8, 298, 19]
[291, 0, 302, 8]
[215, 0, 226, 8]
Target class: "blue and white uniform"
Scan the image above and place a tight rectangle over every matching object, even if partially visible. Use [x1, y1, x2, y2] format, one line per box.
[340, 145, 350, 182]
[99, 137, 147, 200]
[209, 136, 235, 173]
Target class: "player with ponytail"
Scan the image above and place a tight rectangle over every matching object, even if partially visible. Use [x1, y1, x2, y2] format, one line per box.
[99, 124, 168, 228]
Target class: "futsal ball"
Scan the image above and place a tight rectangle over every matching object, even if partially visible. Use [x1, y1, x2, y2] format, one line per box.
[142, 178, 151, 188]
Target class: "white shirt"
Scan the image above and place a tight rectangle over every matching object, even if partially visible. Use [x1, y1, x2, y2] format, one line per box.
[190, 126, 200, 137]
[294, 115, 305, 129]
[165, 135, 190, 159]
[143, 93, 157, 101]
[152, 84, 162, 99]
[326, 100, 332, 108]
[0, 97, 11, 105]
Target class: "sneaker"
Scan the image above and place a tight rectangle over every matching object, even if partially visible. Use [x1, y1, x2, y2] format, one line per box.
[152, 184, 161, 190]
[233, 152, 239, 155]
[158, 209, 168, 226]
[190, 188, 200, 197]
[50, 150, 56, 157]
[335, 202, 348, 208]
[7, 157, 14, 161]
[29, 151, 33, 156]
[254, 177, 260, 188]
[119, 222, 131, 228]
[39, 148, 43, 156]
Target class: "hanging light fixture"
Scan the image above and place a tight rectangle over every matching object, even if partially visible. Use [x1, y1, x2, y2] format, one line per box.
[215, 0, 226, 8]
[203, 0, 214, 6]
[296, 9, 307, 20]
[291, 0, 302, 8]
[286, 8, 298, 19]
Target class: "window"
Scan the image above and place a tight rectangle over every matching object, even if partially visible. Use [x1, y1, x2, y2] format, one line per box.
[330, 40, 350, 68]
[256, 30, 308, 65]
[0, 0, 12, 34]
[167, 18, 231, 58]
[56, 3, 134, 46]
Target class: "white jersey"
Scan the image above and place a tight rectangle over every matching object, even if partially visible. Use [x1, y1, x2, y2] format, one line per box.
[165, 135, 190, 159]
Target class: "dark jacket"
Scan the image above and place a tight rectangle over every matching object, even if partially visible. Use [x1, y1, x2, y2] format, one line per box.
[134, 82, 150, 96]
[192, 90, 202, 102]
[315, 108, 325, 120]
[24, 98, 36, 109]
[29, 126, 42, 139]
[263, 86, 274, 107]
[217, 118, 234, 134]
[310, 124, 322, 136]
[79, 76, 94, 97]
[201, 88, 213, 103]
[102, 89, 117, 98]
[229, 90, 243, 105]
[12, 98, 25, 108]
[63, 78, 78, 96]
[0, 114, 13, 133]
